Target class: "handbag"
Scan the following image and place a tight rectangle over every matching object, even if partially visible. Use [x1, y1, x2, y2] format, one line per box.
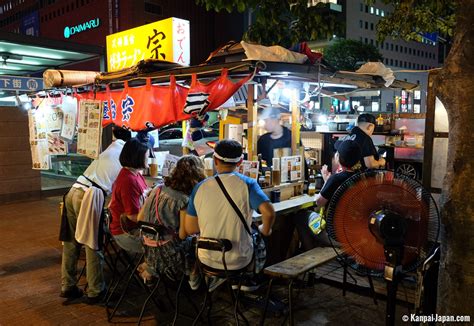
[215, 175, 266, 274]
[142, 186, 185, 280]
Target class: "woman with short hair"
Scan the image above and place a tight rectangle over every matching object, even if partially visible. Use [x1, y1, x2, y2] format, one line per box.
[108, 138, 150, 253]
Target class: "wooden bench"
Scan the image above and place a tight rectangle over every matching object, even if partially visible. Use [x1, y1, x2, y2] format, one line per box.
[259, 247, 338, 326]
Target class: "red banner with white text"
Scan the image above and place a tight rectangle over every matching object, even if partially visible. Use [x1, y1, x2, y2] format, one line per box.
[75, 69, 252, 131]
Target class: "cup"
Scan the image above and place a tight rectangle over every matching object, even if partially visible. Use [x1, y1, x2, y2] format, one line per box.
[204, 157, 214, 177]
[272, 169, 281, 186]
[270, 190, 281, 203]
[149, 158, 159, 177]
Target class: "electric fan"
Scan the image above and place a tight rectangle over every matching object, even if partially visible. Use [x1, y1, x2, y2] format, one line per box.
[325, 170, 440, 326]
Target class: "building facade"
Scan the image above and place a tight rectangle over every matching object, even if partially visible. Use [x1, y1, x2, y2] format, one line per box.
[0, 0, 245, 69]
[343, 0, 440, 71]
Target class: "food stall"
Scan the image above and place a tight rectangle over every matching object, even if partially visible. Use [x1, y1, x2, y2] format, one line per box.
[31, 41, 422, 263]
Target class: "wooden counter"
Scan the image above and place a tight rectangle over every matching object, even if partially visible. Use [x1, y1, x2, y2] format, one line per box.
[253, 194, 316, 221]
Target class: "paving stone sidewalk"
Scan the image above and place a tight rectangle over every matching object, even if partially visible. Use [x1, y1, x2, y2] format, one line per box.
[0, 197, 412, 325]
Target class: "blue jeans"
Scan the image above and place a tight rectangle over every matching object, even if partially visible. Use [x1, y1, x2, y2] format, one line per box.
[61, 187, 105, 297]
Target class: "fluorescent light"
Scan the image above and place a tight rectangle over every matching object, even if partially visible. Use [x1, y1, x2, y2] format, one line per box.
[7, 58, 43, 65]
[1, 65, 22, 70]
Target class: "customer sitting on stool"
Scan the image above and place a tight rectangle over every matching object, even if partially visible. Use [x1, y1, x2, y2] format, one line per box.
[184, 139, 275, 291]
[308, 140, 361, 245]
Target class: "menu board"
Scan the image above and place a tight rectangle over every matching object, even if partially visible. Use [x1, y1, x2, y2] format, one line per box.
[60, 95, 78, 142]
[47, 132, 68, 155]
[77, 100, 103, 159]
[28, 100, 64, 170]
[280, 155, 303, 183]
[30, 139, 51, 170]
[237, 160, 259, 180]
[161, 153, 180, 176]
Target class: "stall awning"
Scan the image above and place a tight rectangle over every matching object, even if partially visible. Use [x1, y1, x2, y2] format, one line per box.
[95, 59, 418, 91]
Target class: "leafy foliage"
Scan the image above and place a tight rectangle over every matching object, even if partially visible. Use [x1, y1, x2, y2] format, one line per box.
[367, 0, 457, 43]
[323, 39, 383, 71]
[195, 0, 343, 47]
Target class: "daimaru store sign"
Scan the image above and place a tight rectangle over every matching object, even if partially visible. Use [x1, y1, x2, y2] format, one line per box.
[64, 18, 100, 38]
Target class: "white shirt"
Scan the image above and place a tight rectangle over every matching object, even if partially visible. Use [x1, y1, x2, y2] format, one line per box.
[73, 139, 125, 195]
[187, 172, 269, 270]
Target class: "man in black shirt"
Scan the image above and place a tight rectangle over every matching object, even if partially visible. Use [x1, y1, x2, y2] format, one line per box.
[315, 140, 361, 207]
[257, 107, 292, 165]
[339, 113, 385, 170]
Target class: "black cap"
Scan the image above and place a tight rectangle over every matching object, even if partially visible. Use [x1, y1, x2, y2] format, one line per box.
[357, 113, 376, 125]
[334, 140, 361, 168]
[214, 139, 243, 163]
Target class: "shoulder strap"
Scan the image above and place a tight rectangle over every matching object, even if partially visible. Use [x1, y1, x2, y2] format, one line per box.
[154, 186, 164, 225]
[215, 175, 252, 236]
[81, 174, 107, 197]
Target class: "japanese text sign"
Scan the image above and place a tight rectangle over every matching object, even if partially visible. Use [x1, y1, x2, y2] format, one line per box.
[106, 17, 190, 72]
[0, 75, 43, 92]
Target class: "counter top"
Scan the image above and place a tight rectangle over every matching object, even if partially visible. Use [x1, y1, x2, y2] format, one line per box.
[317, 131, 390, 135]
[378, 144, 424, 149]
[253, 194, 316, 220]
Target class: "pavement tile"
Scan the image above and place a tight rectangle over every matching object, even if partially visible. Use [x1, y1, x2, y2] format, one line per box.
[0, 197, 415, 326]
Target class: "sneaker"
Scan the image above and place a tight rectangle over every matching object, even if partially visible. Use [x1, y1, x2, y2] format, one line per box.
[188, 273, 201, 290]
[85, 289, 106, 305]
[60, 286, 83, 299]
[232, 280, 260, 292]
[207, 277, 226, 292]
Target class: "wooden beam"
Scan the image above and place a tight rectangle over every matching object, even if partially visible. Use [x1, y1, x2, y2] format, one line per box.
[291, 89, 300, 155]
[246, 84, 257, 160]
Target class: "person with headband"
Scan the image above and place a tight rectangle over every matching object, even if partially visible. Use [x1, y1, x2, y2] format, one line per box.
[184, 139, 275, 291]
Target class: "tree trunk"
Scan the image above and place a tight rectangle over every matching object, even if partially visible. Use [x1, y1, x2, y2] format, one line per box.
[436, 0, 474, 316]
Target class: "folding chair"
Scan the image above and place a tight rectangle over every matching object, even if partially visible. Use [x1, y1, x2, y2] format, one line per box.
[104, 222, 166, 323]
[192, 237, 249, 326]
[137, 221, 200, 325]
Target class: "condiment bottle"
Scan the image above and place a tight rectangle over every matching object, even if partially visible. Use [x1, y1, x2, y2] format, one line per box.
[272, 157, 281, 186]
[265, 171, 271, 187]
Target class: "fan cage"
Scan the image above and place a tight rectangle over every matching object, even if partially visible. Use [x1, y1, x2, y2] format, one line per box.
[325, 170, 440, 275]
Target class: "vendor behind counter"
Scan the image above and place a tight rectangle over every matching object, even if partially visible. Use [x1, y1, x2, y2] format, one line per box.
[257, 107, 292, 165]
